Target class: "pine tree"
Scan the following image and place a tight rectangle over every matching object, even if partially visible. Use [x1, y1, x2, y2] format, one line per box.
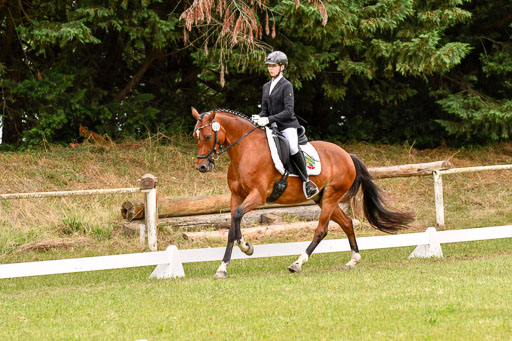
[435, 1, 512, 143]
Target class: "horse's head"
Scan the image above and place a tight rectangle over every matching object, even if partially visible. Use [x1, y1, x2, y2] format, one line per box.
[192, 107, 226, 173]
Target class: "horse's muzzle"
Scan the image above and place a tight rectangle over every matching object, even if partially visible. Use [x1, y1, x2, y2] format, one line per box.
[195, 161, 214, 173]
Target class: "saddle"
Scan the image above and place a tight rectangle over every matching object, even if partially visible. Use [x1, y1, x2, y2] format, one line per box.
[265, 124, 321, 203]
[269, 125, 309, 174]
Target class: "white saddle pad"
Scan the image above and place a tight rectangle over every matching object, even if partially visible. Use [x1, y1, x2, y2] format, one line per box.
[265, 127, 321, 177]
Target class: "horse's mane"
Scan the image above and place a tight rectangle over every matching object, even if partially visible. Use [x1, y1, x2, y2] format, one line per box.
[202, 108, 255, 125]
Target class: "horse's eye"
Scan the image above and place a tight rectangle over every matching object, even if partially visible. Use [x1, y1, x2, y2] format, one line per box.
[205, 135, 212, 141]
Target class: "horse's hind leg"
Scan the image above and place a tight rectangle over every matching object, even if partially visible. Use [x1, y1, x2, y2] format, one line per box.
[288, 200, 338, 273]
[331, 205, 361, 270]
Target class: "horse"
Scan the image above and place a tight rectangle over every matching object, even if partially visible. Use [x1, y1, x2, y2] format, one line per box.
[192, 107, 414, 279]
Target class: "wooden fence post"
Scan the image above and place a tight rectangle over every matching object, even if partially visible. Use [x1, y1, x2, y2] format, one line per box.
[140, 174, 158, 251]
[139, 223, 145, 245]
[433, 171, 445, 227]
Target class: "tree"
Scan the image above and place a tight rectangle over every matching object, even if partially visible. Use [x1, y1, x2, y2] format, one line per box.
[1, 0, 184, 147]
[185, 0, 474, 146]
[1, 0, 510, 148]
[435, 1, 512, 143]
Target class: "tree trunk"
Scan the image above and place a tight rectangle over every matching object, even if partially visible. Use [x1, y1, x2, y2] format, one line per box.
[1, 2, 26, 146]
[122, 203, 353, 236]
[115, 49, 164, 101]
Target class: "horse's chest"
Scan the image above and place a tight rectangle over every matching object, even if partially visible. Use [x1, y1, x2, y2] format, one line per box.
[227, 162, 258, 196]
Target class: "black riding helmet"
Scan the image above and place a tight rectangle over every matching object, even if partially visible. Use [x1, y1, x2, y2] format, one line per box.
[265, 51, 288, 72]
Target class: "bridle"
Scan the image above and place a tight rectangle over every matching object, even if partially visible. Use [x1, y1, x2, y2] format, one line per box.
[195, 114, 259, 164]
[195, 121, 221, 164]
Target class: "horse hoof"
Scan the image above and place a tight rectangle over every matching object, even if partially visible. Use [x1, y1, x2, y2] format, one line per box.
[245, 242, 254, 256]
[214, 270, 227, 279]
[342, 264, 353, 271]
[288, 262, 301, 273]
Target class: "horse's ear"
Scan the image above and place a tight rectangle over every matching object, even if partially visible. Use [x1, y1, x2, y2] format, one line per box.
[211, 110, 216, 120]
[191, 107, 200, 119]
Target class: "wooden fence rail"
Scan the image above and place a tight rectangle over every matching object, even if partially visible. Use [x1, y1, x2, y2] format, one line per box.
[0, 188, 141, 200]
[0, 174, 159, 251]
[433, 164, 512, 226]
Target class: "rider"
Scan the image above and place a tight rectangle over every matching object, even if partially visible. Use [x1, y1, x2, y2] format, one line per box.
[252, 51, 320, 199]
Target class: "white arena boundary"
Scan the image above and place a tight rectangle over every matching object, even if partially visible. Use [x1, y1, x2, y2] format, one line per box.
[1, 225, 511, 280]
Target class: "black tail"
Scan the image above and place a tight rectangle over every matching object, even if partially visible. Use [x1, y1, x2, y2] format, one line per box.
[347, 154, 414, 233]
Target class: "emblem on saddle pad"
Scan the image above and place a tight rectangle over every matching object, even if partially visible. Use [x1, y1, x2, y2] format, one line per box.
[264, 127, 322, 203]
[305, 155, 316, 170]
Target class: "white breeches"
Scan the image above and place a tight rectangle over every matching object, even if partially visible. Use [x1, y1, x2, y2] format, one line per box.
[281, 128, 299, 155]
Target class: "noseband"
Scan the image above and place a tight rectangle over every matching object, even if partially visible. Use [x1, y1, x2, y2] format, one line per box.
[196, 116, 259, 164]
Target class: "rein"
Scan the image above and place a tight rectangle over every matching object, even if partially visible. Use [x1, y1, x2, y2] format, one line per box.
[196, 120, 259, 163]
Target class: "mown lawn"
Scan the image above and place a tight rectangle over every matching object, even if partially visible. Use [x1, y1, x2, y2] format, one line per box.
[1, 238, 511, 340]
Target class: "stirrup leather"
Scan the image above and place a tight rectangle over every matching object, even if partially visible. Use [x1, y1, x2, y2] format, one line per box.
[303, 180, 319, 200]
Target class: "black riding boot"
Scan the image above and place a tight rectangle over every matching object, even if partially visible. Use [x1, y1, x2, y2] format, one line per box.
[291, 152, 319, 199]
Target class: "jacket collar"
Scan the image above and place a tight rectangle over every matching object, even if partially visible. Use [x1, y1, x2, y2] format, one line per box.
[271, 74, 283, 85]
[269, 75, 284, 96]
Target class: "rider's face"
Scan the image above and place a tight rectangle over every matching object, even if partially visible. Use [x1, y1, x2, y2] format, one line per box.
[267, 64, 283, 78]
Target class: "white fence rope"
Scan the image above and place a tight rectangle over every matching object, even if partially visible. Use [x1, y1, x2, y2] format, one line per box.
[1, 225, 511, 280]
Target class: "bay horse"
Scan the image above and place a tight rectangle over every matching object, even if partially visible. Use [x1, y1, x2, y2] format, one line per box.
[192, 108, 413, 279]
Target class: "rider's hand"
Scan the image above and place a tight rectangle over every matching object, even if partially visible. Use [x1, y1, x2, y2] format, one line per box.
[251, 115, 260, 123]
[257, 117, 269, 126]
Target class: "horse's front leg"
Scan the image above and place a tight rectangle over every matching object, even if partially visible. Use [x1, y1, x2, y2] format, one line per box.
[214, 190, 264, 279]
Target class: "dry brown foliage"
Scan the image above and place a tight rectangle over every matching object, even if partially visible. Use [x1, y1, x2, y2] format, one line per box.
[179, 0, 328, 86]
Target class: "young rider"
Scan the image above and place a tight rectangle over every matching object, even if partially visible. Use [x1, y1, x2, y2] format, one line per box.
[252, 51, 319, 199]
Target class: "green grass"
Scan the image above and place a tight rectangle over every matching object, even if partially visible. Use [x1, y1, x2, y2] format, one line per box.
[1, 239, 511, 340]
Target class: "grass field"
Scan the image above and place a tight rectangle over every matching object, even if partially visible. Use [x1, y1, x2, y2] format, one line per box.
[1, 239, 511, 340]
[1, 139, 512, 339]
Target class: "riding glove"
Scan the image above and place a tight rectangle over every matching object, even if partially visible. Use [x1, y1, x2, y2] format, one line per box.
[251, 115, 260, 123]
[256, 117, 269, 126]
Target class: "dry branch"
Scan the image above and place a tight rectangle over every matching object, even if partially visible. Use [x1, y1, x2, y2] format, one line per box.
[115, 49, 164, 101]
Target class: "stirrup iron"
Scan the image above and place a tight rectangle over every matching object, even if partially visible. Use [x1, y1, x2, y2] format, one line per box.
[303, 180, 319, 200]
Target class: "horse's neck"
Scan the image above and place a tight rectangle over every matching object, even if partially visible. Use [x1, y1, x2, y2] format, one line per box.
[220, 116, 256, 144]
[218, 114, 264, 160]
